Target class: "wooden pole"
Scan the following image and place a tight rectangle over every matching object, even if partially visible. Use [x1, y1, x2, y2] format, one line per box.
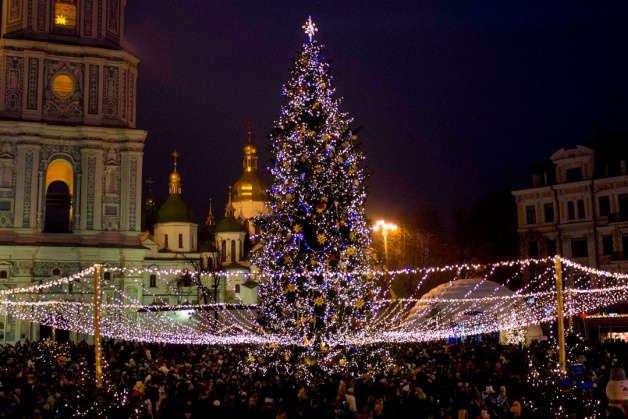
[51, 302, 56, 342]
[93, 264, 103, 388]
[554, 255, 566, 373]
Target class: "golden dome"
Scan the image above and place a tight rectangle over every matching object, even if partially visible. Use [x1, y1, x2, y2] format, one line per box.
[168, 150, 182, 195]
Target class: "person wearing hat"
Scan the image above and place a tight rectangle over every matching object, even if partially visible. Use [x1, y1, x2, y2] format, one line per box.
[606, 367, 628, 418]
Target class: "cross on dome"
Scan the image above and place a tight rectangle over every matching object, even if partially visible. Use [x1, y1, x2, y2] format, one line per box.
[302, 16, 318, 42]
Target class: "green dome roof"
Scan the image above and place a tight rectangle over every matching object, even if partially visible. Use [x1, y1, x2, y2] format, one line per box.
[157, 194, 195, 223]
[215, 216, 245, 233]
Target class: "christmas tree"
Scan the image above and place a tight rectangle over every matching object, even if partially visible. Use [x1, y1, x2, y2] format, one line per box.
[251, 17, 385, 376]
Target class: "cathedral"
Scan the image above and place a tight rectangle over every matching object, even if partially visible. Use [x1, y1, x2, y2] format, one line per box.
[0, 0, 267, 344]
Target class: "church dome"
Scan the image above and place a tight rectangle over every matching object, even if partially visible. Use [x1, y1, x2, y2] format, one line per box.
[157, 194, 195, 223]
[215, 216, 246, 233]
[233, 172, 267, 202]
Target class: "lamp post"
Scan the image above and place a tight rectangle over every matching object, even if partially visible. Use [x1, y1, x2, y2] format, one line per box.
[373, 220, 398, 267]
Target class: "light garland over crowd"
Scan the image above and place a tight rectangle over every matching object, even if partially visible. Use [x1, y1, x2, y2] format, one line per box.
[0, 256, 627, 352]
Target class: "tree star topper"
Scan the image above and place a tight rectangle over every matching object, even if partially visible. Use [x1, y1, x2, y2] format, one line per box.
[302, 16, 318, 41]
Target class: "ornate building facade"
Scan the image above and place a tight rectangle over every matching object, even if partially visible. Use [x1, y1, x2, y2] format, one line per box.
[0, 0, 147, 343]
[512, 139, 628, 272]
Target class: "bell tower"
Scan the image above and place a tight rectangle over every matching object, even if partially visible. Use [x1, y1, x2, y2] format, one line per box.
[0, 0, 146, 245]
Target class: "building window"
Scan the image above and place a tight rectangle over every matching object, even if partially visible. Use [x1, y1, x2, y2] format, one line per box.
[567, 201, 575, 220]
[599, 196, 611, 217]
[150, 274, 157, 288]
[52, 268, 61, 276]
[528, 241, 539, 258]
[179, 233, 183, 249]
[619, 194, 628, 221]
[164, 234, 169, 249]
[54, 0, 77, 28]
[544, 203, 554, 223]
[104, 272, 111, 281]
[0, 270, 7, 279]
[546, 239, 557, 256]
[577, 200, 585, 219]
[602, 235, 614, 256]
[231, 240, 236, 263]
[571, 238, 588, 258]
[525, 205, 536, 225]
[221, 240, 226, 262]
[235, 284, 240, 294]
[566, 167, 582, 182]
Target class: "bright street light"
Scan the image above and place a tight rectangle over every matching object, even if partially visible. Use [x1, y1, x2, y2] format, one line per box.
[372, 220, 398, 267]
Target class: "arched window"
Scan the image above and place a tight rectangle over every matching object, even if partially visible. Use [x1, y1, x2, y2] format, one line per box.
[231, 240, 236, 263]
[149, 274, 157, 288]
[178, 233, 183, 249]
[221, 240, 226, 262]
[44, 160, 73, 233]
[164, 234, 169, 249]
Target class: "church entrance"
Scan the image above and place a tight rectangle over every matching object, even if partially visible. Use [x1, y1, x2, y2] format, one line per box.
[44, 181, 72, 232]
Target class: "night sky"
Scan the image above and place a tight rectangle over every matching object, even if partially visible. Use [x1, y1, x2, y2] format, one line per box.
[124, 1, 628, 225]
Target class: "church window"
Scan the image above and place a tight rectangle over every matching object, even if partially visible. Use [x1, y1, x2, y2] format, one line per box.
[178, 233, 183, 249]
[52, 74, 75, 99]
[52, 268, 61, 276]
[149, 274, 157, 288]
[231, 240, 236, 263]
[235, 284, 240, 294]
[104, 272, 111, 281]
[54, 0, 77, 28]
[0, 201, 10, 211]
[164, 234, 169, 249]
[221, 241, 226, 262]
[0, 270, 7, 279]
[44, 160, 73, 233]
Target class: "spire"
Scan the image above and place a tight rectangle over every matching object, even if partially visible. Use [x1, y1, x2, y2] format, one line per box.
[206, 197, 215, 226]
[225, 186, 235, 217]
[144, 177, 156, 207]
[168, 150, 182, 195]
[247, 125, 253, 144]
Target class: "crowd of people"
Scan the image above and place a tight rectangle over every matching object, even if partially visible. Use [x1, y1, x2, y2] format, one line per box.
[0, 335, 626, 418]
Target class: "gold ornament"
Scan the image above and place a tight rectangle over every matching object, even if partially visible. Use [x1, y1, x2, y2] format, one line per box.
[314, 165, 323, 173]
[317, 233, 326, 244]
[355, 299, 365, 309]
[284, 354, 290, 361]
[346, 247, 356, 256]
[286, 283, 296, 293]
[314, 296, 324, 306]
[286, 193, 293, 201]
[294, 224, 303, 233]
[339, 358, 346, 366]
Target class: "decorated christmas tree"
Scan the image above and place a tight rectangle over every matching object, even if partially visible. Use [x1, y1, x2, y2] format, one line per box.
[251, 17, 385, 376]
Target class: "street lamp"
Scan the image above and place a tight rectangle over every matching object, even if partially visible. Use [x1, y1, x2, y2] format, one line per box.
[372, 220, 398, 267]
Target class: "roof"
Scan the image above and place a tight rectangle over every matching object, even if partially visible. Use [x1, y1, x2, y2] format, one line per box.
[232, 171, 267, 202]
[215, 216, 245, 233]
[157, 194, 195, 223]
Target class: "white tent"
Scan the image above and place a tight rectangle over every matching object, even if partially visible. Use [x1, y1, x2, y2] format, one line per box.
[406, 278, 544, 344]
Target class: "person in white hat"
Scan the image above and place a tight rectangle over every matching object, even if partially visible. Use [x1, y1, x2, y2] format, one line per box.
[606, 367, 628, 418]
